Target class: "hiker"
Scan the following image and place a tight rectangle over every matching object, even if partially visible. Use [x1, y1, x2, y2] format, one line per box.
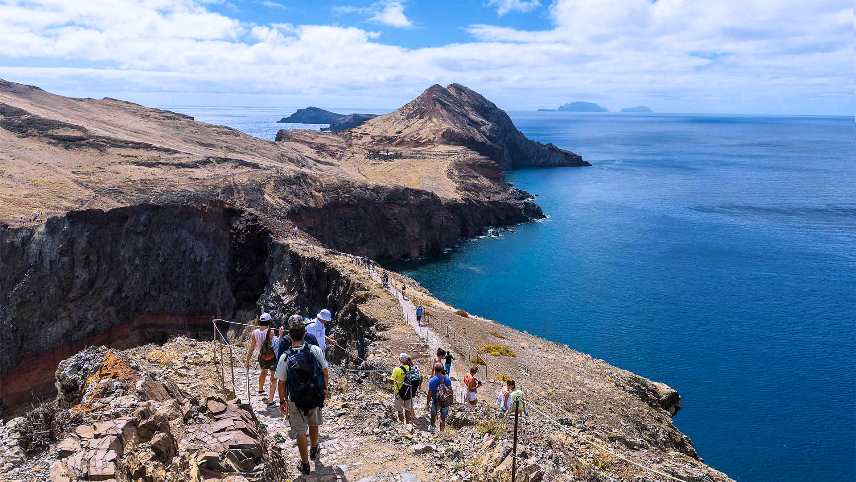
[427, 363, 453, 433]
[305, 309, 336, 352]
[276, 315, 329, 476]
[498, 380, 526, 415]
[245, 313, 278, 405]
[415, 305, 424, 325]
[401, 282, 407, 300]
[382, 271, 389, 288]
[390, 353, 419, 424]
[463, 366, 482, 405]
[434, 348, 446, 372]
[276, 314, 320, 364]
[444, 351, 454, 378]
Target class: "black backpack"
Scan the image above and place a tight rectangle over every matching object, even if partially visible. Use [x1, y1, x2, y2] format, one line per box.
[397, 365, 422, 401]
[285, 345, 325, 414]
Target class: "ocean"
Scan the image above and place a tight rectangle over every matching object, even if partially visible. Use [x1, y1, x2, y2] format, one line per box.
[173, 106, 856, 482]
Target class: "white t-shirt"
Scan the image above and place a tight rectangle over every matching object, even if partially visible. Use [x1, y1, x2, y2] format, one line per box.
[252, 327, 270, 357]
[305, 319, 327, 350]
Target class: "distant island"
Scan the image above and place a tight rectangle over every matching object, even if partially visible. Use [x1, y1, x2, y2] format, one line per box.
[278, 106, 377, 132]
[621, 106, 654, 113]
[539, 101, 608, 112]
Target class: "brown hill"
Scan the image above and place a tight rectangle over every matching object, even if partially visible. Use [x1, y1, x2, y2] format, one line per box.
[345, 83, 588, 169]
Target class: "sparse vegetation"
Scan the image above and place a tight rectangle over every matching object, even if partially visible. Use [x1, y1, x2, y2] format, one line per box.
[496, 373, 512, 382]
[455, 309, 470, 317]
[489, 330, 507, 339]
[475, 418, 506, 437]
[480, 343, 516, 357]
[17, 401, 74, 455]
[470, 354, 486, 365]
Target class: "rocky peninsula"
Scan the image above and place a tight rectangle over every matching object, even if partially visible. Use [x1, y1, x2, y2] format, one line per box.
[278, 106, 378, 132]
[0, 79, 729, 481]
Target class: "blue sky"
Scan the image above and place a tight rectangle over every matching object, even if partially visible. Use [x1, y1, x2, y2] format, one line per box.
[0, 0, 852, 115]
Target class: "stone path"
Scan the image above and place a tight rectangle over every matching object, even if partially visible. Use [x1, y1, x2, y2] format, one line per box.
[369, 269, 469, 404]
[212, 261, 483, 481]
[231, 346, 444, 482]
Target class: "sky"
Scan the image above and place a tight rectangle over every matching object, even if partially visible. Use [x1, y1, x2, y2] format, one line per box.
[0, 0, 852, 115]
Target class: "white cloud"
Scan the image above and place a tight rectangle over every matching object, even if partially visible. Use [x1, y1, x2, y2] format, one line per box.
[334, 1, 413, 28]
[0, 0, 851, 114]
[370, 1, 412, 28]
[486, 0, 541, 16]
[260, 1, 286, 10]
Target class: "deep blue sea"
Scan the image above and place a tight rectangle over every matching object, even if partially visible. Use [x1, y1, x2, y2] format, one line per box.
[173, 106, 856, 482]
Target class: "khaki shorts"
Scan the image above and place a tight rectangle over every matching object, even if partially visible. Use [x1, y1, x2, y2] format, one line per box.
[286, 401, 323, 439]
[394, 396, 414, 412]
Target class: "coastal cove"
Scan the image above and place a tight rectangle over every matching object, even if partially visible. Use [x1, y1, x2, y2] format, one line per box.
[176, 107, 855, 482]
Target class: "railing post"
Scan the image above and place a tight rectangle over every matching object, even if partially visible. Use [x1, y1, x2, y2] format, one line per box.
[511, 399, 520, 482]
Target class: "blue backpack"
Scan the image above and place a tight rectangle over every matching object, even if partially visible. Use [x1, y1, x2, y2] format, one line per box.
[285, 345, 325, 414]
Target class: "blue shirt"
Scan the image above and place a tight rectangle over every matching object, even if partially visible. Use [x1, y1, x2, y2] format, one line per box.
[428, 375, 452, 400]
[305, 319, 328, 350]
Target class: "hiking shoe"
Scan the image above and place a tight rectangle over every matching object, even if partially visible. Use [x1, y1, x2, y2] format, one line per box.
[298, 461, 311, 475]
[310, 445, 321, 460]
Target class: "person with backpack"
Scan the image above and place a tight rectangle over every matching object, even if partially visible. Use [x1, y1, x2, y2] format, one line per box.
[390, 353, 419, 424]
[415, 305, 424, 325]
[245, 313, 278, 405]
[276, 314, 320, 365]
[427, 363, 453, 433]
[275, 315, 329, 476]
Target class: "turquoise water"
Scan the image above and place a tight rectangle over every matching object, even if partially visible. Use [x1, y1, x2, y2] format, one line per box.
[176, 106, 855, 482]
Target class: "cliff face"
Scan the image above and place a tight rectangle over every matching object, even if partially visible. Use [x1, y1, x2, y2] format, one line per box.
[0, 204, 269, 412]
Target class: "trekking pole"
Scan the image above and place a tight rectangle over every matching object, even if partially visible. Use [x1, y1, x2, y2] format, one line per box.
[511, 399, 520, 482]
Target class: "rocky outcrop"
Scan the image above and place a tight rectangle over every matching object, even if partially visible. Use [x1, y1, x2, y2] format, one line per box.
[325, 113, 377, 132]
[278, 106, 342, 124]
[11, 343, 275, 481]
[347, 83, 589, 169]
[278, 106, 377, 132]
